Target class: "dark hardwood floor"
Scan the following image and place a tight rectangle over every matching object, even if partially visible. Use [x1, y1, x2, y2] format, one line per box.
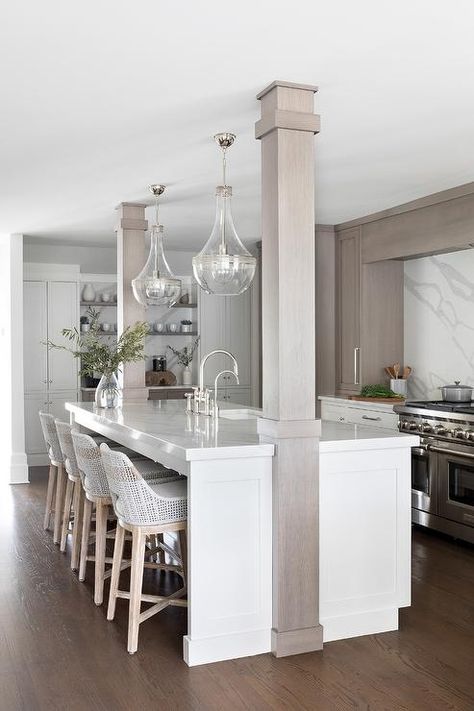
[1, 468, 473, 711]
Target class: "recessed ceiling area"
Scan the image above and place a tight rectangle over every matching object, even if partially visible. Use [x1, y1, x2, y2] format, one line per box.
[2, 1, 474, 249]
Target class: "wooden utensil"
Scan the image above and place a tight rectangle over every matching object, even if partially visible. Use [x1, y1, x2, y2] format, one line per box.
[393, 362, 401, 379]
[402, 366, 412, 379]
[385, 366, 395, 379]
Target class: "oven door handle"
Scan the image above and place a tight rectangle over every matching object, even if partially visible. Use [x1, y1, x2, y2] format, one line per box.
[427, 443, 474, 459]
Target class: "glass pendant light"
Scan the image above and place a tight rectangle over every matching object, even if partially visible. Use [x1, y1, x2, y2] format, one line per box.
[193, 133, 256, 296]
[131, 184, 181, 307]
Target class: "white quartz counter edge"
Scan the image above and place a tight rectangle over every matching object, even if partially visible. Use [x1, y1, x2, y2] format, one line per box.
[319, 421, 419, 453]
[66, 401, 274, 464]
[318, 395, 403, 412]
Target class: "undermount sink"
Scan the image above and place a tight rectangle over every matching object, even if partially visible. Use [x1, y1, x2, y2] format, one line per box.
[219, 408, 261, 420]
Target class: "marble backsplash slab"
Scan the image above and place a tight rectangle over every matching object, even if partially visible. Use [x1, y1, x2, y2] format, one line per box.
[404, 249, 474, 400]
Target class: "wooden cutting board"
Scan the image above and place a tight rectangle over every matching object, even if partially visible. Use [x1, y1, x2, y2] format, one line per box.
[145, 370, 177, 387]
[349, 396, 405, 403]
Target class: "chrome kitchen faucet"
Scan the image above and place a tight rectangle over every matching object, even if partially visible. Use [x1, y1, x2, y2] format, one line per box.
[188, 349, 239, 416]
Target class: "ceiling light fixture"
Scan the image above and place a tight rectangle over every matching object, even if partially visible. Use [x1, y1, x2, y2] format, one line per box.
[131, 185, 181, 307]
[192, 133, 256, 296]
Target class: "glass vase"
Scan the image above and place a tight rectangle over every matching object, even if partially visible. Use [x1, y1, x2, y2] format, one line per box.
[182, 365, 193, 386]
[95, 373, 122, 409]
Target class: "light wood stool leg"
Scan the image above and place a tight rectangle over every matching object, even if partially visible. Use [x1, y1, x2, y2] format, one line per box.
[79, 498, 93, 582]
[60, 478, 74, 553]
[127, 529, 146, 654]
[70, 482, 84, 571]
[94, 500, 109, 606]
[178, 529, 188, 587]
[53, 464, 65, 545]
[107, 523, 125, 621]
[43, 464, 57, 531]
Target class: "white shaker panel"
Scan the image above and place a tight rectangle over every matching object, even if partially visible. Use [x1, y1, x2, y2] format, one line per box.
[23, 281, 48, 392]
[47, 281, 78, 390]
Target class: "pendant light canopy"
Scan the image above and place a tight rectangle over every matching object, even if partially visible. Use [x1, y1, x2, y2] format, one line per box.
[192, 133, 256, 296]
[131, 185, 181, 308]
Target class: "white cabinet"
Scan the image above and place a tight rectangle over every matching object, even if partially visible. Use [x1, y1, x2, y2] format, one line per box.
[320, 397, 398, 431]
[23, 281, 48, 392]
[216, 386, 251, 405]
[24, 280, 79, 392]
[24, 276, 79, 461]
[47, 281, 79, 390]
[199, 289, 252, 399]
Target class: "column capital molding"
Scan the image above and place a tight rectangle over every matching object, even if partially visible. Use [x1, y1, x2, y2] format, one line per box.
[256, 80, 319, 100]
[114, 217, 148, 232]
[255, 109, 320, 140]
[115, 201, 147, 209]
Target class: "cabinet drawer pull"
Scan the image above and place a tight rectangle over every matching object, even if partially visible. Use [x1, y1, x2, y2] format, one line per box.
[362, 415, 382, 422]
[339, 416, 345, 422]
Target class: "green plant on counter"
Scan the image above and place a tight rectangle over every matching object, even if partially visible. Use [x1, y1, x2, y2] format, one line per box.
[167, 336, 200, 367]
[44, 321, 149, 377]
[360, 384, 401, 398]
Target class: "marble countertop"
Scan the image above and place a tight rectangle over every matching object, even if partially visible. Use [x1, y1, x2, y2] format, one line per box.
[66, 400, 417, 466]
[66, 400, 274, 464]
[318, 420, 419, 452]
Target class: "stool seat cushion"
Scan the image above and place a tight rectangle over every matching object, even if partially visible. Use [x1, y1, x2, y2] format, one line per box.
[149, 479, 187, 500]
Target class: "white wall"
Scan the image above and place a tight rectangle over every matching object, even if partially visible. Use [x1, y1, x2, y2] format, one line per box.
[0, 234, 28, 483]
[23, 239, 194, 277]
[23, 240, 117, 273]
[404, 249, 474, 400]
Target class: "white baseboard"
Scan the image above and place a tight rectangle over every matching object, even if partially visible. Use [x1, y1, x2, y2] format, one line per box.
[183, 629, 271, 667]
[27, 453, 49, 468]
[9, 452, 29, 484]
[321, 608, 398, 643]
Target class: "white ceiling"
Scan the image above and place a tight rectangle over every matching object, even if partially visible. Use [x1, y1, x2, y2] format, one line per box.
[2, 1, 474, 249]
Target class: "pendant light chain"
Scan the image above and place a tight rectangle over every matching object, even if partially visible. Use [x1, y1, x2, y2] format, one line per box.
[220, 146, 227, 254]
[153, 194, 160, 278]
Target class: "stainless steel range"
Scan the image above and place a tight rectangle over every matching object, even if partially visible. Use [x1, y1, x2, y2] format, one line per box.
[395, 401, 474, 544]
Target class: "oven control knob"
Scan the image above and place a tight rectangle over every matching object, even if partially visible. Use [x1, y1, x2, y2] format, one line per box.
[408, 421, 418, 431]
[434, 424, 447, 436]
[421, 422, 433, 433]
[453, 428, 466, 439]
[463, 430, 474, 440]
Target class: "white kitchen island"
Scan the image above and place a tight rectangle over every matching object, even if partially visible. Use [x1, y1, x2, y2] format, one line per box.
[66, 400, 417, 665]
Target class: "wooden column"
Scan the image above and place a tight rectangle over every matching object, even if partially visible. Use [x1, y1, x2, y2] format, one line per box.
[255, 81, 323, 657]
[115, 202, 148, 400]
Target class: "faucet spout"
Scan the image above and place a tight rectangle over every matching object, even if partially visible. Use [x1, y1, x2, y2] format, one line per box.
[199, 349, 239, 392]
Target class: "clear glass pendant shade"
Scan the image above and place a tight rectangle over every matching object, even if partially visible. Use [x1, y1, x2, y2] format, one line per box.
[131, 224, 181, 307]
[193, 133, 256, 296]
[193, 186, 256, 295]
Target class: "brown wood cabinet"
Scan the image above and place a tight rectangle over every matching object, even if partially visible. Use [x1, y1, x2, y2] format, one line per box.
[148, 388, 193, 401]
[335, 227, 404, 395]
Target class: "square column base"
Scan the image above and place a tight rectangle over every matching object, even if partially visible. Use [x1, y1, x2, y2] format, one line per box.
[271, 625, 323, 658]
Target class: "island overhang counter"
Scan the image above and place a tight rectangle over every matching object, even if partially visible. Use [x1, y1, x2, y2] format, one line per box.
[66, 400, 418, 665]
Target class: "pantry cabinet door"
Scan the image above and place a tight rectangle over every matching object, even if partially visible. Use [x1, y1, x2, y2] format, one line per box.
[198, 291, 227, 386]
[24, 281, 48, 392]
[47, 281, 79, 390]
[24, 393, 49, 454]
[226, 291, 251, 387]
[336, 228, 361, 394]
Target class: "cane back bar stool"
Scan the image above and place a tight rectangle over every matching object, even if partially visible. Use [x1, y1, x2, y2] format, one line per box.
[72, 432, 182, 606]
[39, 412, 66, 544]
[100, 443, 188, 654]
[55, 421, 89, 570]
